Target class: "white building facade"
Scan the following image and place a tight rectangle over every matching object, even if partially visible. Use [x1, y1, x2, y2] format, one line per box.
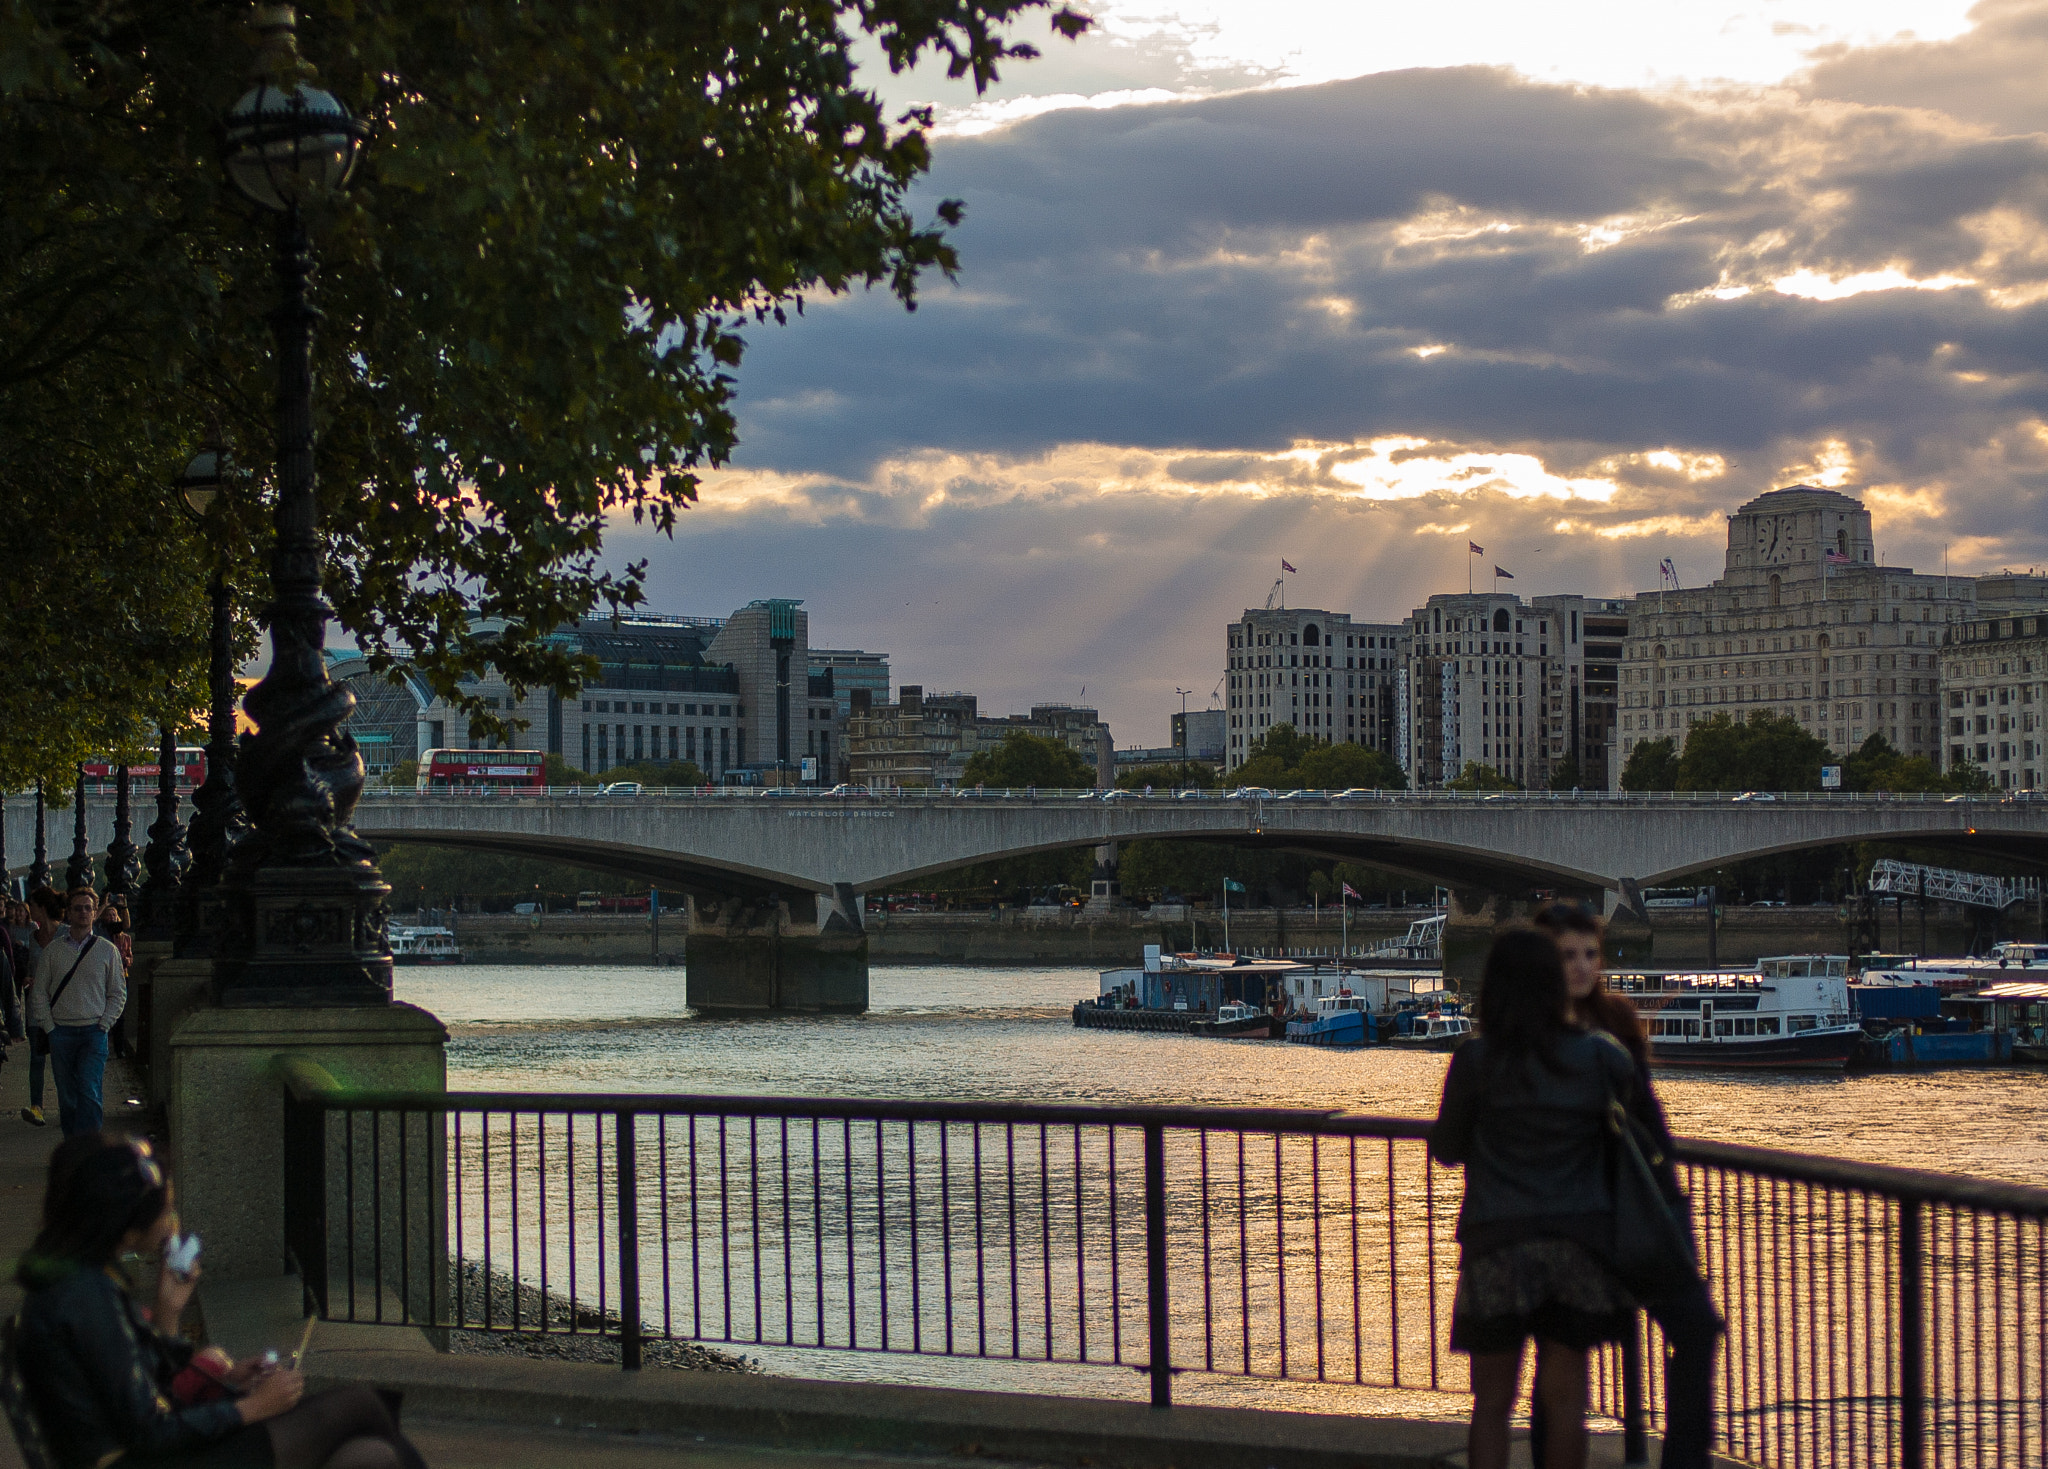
[1614, 486, 1976, 784]
[1223, 608, 1406, 772]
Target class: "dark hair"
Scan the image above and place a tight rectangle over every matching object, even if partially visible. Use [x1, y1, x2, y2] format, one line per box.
[64, 885, 99, 908]
[17, 1134, 169, 1288]
[1532, 903, 1649, 1064]
[1532, 902, 1601, 938]
[28, 887, 64, 921]
[1477, 927, 1571, 1067]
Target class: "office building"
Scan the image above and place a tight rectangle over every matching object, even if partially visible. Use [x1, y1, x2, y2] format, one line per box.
[1940, 609, 2048, 790]
[402, 599, 856, 783]
[847, 687, 1113, 789]
[1399, 592, 1581, 789]
[1223, 607, 1406, 772]
[810, 649, 891, 724]
[1613, 485, 1976, 783]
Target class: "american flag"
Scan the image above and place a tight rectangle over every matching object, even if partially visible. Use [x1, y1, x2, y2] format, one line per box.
[1825, 549, 1850, 565]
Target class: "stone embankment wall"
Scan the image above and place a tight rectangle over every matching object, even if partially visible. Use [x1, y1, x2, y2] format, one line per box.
[436, 904, 2019, 966]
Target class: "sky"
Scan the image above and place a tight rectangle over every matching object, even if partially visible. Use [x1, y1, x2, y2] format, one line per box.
[608, 0, 2048, 747]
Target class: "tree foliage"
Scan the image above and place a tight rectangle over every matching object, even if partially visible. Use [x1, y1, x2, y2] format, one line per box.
[1620, 738, 1679, 792]
[1675, 712, 1828, 793]
[1230, 724, 1406, 791]
[1445, 761, 1519, 791]
[0, 0, 1084, 789]
[959, 731, 1096, 789]
[1115, 762, 1220, 791]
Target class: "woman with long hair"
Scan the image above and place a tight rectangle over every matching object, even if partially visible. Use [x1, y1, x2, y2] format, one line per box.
[1532, 904, 1723, 1469]
[17, 1133, 430, 1469]
[1430, 928, 1637, 1469]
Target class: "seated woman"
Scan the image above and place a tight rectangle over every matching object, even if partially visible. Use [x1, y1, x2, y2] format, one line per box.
[18, 1133, 428, 1469]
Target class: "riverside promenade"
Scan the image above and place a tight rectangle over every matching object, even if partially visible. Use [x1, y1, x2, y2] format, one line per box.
[0, 1051, 1692, 1469]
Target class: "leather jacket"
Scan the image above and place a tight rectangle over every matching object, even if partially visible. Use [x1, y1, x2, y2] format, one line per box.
[18, 1263, 244, 1469]
[1429, 1028, 1641, 1252]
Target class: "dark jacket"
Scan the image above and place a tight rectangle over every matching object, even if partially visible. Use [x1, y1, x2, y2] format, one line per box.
[1429, 1028, 1638, 1253]
[17, 1263, 244, 1469]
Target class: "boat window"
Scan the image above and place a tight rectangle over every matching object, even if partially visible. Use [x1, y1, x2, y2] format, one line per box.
[1788, 1015, 1817, 1032]
[1684, 1020, 1700, 1037]
[1736, 1018, 1756, 1036]
[1758, 1017, 1780, 1034]
[1714, 1019, 1733, 1036]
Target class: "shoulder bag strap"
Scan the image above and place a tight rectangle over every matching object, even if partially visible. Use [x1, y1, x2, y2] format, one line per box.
[45, 939, 98, 1017]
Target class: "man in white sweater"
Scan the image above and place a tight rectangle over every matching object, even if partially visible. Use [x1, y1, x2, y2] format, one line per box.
[29, 886, 126, 1137]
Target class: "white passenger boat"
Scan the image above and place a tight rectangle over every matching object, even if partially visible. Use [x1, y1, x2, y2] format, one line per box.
[1608, 955, 1862, 1070]
[389, 925, 464, 965]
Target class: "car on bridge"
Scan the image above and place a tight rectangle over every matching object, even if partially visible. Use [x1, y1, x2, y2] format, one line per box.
[598, 782, 643, 796]
[1225, 787, 1275, 800]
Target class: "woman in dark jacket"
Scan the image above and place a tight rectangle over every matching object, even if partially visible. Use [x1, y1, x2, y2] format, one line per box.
[1535, 904, 1723, 1469]
[1429, 928, 1636, 1469]
[18, 1133, 429, 1469]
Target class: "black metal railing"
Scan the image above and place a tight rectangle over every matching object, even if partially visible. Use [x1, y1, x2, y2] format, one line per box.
[278, 1063, 2048, 1469]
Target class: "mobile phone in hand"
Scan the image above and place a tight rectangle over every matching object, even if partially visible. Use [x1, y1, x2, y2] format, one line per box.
[164, 1231, 202, 1280]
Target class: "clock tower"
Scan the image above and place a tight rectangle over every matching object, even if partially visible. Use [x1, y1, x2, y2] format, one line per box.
[1724, 485, 1875, 586]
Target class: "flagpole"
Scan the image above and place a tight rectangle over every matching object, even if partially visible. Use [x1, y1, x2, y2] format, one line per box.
[1341, 886, 1349, 965]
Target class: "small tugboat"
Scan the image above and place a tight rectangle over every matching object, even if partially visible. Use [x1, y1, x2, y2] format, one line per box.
[1192, 1001, 1280, 1039]
[1286, 993, 1377, 1047]
[388, 925, 464, 965]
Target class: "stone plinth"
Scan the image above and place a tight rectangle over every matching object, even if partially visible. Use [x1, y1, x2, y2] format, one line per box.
[146, 958, 217, 1108]
[170, 1004, 447, 1296]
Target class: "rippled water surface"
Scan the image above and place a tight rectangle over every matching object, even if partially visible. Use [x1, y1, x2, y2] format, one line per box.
[397, 962, 2048, 1187]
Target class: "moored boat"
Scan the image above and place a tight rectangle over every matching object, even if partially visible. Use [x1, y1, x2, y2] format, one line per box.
[1193, 1001, 1280, 1039]
[1609, 956, 1862, 1070]
[389, 925, 464, 964]
[1385, 1009, 1472, 1051]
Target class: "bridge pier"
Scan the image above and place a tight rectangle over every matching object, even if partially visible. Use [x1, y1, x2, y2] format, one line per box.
[1443, 886, 1648, 990]
[686, 885, 869, 1014]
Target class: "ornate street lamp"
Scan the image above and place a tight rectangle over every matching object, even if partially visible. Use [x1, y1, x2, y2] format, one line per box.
[103, 764, 139, 901]
[66, 768, 93, 891]
[170, 445, 248, 956]
[136, 720, 192, 942]
[27, 780, 50, 892]
[213, 6, 389, 1004]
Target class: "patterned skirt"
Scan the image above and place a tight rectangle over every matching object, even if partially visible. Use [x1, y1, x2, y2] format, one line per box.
[1448, 1237, 1635, 1354]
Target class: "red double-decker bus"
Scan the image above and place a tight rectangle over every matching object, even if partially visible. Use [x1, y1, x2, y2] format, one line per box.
[416, 748, 546, 794]
[81, 748, 209, 789]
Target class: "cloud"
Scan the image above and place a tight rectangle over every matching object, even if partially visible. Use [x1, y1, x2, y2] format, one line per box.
[632, 36, 2048, 738]
[1798, 0, 2048, 137]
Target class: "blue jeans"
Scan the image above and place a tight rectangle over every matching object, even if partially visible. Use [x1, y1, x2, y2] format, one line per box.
[47, 1025, 107, 1138]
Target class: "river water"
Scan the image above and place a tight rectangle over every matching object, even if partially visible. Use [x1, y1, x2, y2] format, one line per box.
[397, 962, 2048, 1186]
[388, 962, 2048, 1428]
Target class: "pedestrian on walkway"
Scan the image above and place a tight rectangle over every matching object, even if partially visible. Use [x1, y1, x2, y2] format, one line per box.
[1429, 928, 1637, 1469]
[17, 1133, 433, 1469]
[1533, 904, 1723, 1469]
[19, 887, 65, 1127]
[97, 894, 136, 1060]
[28, 887, 125, 1137]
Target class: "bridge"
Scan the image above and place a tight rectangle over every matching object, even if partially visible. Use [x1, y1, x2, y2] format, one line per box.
[11, 787, 2044, 1009]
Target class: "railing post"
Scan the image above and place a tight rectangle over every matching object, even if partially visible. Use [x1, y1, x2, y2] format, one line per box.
[1899, 1198, 1924, 1469]
[616, 1110, 642, 1370]
[1621, 1316, 1648, 1465]
[281, 1082, 329, 1319]
[1143, 1121, 1171, 1407]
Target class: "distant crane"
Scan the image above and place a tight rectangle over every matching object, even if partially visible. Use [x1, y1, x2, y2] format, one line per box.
[1264, 577, 1284, 610]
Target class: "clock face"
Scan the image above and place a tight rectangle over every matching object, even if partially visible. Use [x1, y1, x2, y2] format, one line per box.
[1755, 516, 1784, 562]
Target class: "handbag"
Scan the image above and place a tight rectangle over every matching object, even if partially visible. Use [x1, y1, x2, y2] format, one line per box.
[1602, 1066, 1701, 1299]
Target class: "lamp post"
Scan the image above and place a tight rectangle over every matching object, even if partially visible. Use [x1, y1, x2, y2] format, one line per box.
[28, 781, 49, 892]
[171, 445, 248, 957]
[136, 722, 192, 942]
[103, 764, 139, 901]
[66, 768, 93, 891]
[213, 6, 390, 1004]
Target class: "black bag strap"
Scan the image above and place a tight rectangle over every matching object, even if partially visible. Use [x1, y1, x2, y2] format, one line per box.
[45, 938, 98, 1017]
